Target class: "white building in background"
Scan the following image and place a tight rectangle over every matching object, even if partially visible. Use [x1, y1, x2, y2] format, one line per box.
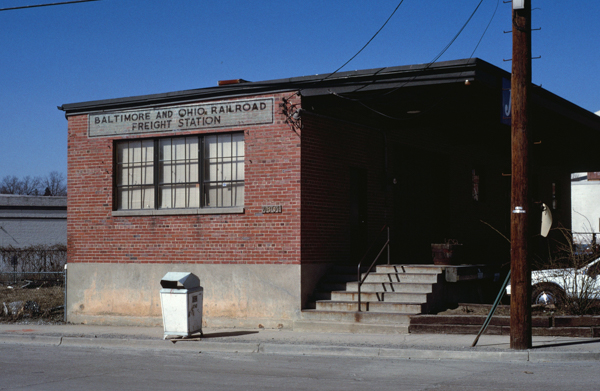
[571, 111, 600, 244]
[0, 195, 67, 248]
[571, 172, 600, 245]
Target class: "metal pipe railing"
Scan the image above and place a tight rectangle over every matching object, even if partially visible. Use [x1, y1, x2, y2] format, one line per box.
[357, 226, 390, 312]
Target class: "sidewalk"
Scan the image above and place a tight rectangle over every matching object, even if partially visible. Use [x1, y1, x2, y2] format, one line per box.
[1, 323, 599, 362]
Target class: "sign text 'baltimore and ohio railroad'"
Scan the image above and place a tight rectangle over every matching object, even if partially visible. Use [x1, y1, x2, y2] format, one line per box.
[89, 98, 273, 137]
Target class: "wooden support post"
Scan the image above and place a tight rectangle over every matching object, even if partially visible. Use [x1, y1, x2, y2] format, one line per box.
[510, 0, 532, 350]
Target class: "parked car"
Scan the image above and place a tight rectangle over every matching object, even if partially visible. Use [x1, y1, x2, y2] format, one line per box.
[506, 257, 600, 306]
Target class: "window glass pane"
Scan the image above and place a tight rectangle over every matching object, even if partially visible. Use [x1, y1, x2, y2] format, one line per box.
[236, 157, 244, 180]
[188, 162, 198, 183]
[117, 143, 127, 164]
[160, 139, 171, 161]
[141, 186, 155, 209]
[115, 140, 154, 210]
[159, 186, 171, 209]
[205, 184, 218, 207]
[117, 189, 128, 210]
[187, 138, 198, 160]
[233, 133, 244, 157]
[141, 140, 153, 165]
[205, 135, 217, 158]
[116, 166, 125, 186]
[222, 159, 232, 181]
[160, 162, 171, 184]
[173, 137, 185, 161]
[174, 162, 186, 183]
[233, 183, 244, 206]
[221, 135, 232, 157]
[187, 185, 200, 208]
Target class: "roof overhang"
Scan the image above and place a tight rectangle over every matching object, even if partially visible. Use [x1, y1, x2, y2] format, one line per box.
[58, 58, 600, 138]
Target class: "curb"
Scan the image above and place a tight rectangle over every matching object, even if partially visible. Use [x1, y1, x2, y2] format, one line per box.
[2, 334, 599, 362]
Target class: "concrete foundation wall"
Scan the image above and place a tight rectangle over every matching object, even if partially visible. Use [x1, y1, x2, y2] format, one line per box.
[66, 263, 301, 328]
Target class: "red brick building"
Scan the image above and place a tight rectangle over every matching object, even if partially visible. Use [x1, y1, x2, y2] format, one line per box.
[59, 59, 600, 328]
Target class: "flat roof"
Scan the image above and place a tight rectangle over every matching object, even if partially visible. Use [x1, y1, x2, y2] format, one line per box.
[0, 194, 67, 210]
[58, 58, 600, 133]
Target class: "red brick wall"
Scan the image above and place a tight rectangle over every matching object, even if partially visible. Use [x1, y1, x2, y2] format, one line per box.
[300, 112, 389, 265]
[67, 93, 302, 265]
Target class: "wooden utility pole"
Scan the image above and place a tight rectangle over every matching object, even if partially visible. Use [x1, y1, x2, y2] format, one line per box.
[510, 0, 532, 350]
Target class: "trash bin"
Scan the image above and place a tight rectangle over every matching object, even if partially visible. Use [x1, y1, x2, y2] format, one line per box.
[159, 272, 203, 339]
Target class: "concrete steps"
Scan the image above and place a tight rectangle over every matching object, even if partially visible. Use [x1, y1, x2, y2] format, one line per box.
[296, 264, 445, 334]
[345, 282, 433, 294]
[360, 272, 441, 284]
[316, 300, 425, 313]
[331, 291, 429, 303]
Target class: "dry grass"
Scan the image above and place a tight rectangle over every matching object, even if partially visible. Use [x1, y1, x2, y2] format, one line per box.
[0, 285, 64, 323]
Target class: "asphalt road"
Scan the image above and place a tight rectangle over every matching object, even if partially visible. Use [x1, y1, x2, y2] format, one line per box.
[1, 344, 599, 390]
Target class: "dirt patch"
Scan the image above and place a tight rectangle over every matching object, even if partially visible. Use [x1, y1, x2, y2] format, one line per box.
[436, 303, 574, 317]
[0, 285, 64, 323]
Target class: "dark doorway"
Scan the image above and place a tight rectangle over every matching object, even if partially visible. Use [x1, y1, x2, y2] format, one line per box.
[392, 145, 450, 264]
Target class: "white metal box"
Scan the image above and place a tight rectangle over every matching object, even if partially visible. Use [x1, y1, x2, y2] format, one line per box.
[159, 272, 203, 339]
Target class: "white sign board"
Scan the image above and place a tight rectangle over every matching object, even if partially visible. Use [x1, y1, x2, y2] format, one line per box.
[89, 98, 274, 137]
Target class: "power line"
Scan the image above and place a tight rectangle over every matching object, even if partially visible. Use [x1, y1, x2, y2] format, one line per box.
[469, 0, 500, 59]
[330, 0, 496, 121]
[322, 1, 406, 81]
[0, 0, 100, 12]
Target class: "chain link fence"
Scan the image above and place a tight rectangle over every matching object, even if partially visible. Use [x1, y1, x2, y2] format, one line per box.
[0, 244, 66, 285]
[0, 245, 66, 321]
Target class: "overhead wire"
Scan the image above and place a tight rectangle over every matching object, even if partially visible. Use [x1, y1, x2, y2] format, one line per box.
[283, 0, 407, 103]
[331, 0, 499, 121]
[0, 0, 100, 12]
[322, 0, 406, 81]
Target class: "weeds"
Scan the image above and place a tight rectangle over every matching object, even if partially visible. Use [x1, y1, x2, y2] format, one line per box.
[533, 227, 600, 315]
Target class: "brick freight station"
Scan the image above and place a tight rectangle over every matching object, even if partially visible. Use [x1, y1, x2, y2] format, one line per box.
[59, 59, 600, 330]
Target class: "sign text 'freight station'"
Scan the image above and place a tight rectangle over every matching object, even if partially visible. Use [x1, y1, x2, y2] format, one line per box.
[89, 98, 273, 137]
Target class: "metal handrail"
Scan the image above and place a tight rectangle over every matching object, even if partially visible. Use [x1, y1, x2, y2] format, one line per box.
[357, 225, 390, 312]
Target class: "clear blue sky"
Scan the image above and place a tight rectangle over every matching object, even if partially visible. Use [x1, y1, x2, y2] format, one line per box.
[1, 0, 599, 179]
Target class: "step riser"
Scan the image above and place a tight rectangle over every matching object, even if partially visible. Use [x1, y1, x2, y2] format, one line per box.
[316, 301, 424, 314]
[362, 274, 440, 283]
[331, 291, 428, 303]
[345, 282, 433, 293]
[301, 310, 411, 325]
[376, 265, 444, 274]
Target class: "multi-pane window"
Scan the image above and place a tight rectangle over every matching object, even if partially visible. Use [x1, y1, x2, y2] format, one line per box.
[115, 133, 244, 211]
[203, 133, 245, 208]
[116, 140, 155, 210]
[159, 137, 199, 209]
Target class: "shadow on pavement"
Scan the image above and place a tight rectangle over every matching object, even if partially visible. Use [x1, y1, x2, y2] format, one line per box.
[531, 338, 600, 349]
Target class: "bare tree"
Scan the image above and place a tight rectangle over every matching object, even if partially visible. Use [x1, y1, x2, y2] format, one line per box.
[20, 175, 43, 195]
[0, 175, 21, 194]
[0, 172, 66, 196]
[41, 171, 67, 196]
